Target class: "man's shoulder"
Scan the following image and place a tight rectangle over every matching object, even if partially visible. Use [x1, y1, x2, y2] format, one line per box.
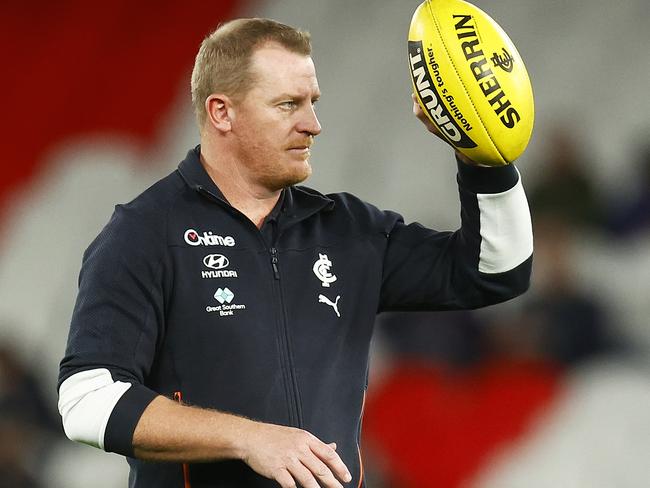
[118, 169, 186, 220]
[294, 185, 403, 231]
[99, 169, 187, 246]
[294, 185, 368, 209]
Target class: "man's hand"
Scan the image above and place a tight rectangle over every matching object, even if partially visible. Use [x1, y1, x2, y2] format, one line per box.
[412, 92, 442, 138]
[240, 421, 352, 488]
[411, 93, 477, 166]
[133, 396, 351, 486]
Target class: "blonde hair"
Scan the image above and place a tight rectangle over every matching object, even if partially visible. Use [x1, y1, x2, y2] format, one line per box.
[191, 18, 312, 127]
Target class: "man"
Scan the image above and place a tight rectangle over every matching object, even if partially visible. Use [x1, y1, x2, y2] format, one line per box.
[58, 18, 533, 488]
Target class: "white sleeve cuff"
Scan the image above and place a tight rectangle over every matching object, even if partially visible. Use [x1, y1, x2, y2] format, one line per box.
[58, 368, 132, 450]
[477, 172, 533, 274]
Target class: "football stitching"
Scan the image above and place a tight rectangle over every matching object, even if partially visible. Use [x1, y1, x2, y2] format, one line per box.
[426, 0, 506, 164]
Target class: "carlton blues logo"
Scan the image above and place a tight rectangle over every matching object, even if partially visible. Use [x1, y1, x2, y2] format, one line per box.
[491, 48, 514, 73]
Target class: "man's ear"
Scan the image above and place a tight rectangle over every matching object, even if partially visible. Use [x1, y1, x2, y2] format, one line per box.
[205, 94, 235, 133]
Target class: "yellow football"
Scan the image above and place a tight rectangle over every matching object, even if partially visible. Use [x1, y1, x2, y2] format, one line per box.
[408, 0, 534, 165]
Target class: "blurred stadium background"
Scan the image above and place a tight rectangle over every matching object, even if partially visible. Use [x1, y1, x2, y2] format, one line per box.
[1, 0, 650, 487]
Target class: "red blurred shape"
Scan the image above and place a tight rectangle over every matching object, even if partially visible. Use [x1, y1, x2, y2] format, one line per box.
[0, 0, 241, 231]
[363, 360, 561, 488]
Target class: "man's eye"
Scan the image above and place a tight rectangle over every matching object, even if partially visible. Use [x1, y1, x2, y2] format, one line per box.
[280, 101, 297, 109]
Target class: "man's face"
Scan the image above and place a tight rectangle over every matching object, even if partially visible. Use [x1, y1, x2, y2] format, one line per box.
[230, 43, 322, 192]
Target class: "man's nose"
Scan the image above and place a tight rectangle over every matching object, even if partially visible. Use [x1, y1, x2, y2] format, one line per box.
[298, 105, 322, 136]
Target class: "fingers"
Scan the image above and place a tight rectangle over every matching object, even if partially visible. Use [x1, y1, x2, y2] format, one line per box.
[300, 452, 344, 488]
[275, 439, 351, 488]
[286, 459, 322, 488]
[274, 460, 345, 488]
[411, 93, 443, 137]
[311, 440, 352, 485]
[242, 422, 353, 488]
[274, 468, 296, 488]
[412, 93, 424, 118]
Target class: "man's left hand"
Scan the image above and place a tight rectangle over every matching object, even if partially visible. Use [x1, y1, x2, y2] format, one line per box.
[411, 93, 478, 166]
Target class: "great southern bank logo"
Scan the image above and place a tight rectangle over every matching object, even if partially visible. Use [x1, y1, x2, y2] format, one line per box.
[184, 229, 235, 247]
[213, 287, 234, 304]
[206, 287, 246, 317]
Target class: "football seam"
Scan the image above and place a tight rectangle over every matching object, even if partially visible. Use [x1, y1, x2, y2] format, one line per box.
[426, 0, 506, 164]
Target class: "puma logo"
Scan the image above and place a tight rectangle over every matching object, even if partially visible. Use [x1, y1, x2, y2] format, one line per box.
[318, 294, 341, 318]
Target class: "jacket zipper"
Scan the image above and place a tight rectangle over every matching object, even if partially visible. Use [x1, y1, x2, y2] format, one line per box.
[173, 391, 192, 488]
[268, 246, 304, 427]
[197, 187, 303, 428]
[270, 247, 280, 280]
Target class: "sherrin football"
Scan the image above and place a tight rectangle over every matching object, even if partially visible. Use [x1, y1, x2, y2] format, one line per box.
[408, 0, 534, 165]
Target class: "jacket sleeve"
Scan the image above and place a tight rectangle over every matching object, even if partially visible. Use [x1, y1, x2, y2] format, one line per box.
[57, 204, 166, 457]
[379, 160, 533, 312]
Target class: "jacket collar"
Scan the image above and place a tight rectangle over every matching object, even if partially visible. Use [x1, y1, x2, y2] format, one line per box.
[177, 145, 226, 200]
[177, 145, 334, 223]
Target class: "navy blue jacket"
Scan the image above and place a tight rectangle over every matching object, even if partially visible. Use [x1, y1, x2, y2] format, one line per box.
[58, 146, 532, 487]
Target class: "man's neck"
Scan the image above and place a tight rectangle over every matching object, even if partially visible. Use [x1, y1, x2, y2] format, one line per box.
[199, 149, 281, 229]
